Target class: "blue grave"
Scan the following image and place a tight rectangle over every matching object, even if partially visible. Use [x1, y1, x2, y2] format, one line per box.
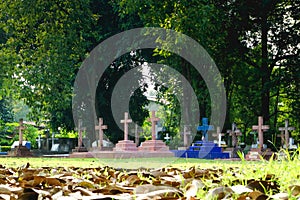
[172, 141, 229, 159]
[172, 118, 229, 159]
[197, 118, 214, 141]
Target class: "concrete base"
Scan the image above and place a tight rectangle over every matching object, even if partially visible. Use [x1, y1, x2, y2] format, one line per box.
[138, 140, 170, 151]
[114, 140, 138, 151]
[72, 147, 88, 152]
[70, 150, 174, 158]
[245, 148, 274, 161]
[8, 146, 32, 157]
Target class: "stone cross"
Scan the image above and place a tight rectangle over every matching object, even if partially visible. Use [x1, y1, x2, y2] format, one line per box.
[197, 118, 214, 141]
[227, 123, 242, 148]
[252, 116, 269, 150]
[148, 111, 160, 140]
[278, 119, 295, 148]
[75, 119, 86, 148]
[95, 118, 107, 150]
[212, 126, 224, 147]
[121, 112, 132, 141]
[183, 125, 191, 147]
[18, 119, 26, 147]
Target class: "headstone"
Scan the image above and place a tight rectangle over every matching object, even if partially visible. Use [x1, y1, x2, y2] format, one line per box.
[212, 126, 224, 147]
[252, 116, 269, 151]
[95, 118, 107, 150]
[51, 144, 60, 152]
[278, 119, 295, 148]
[138, 111, 171, 152]
[114, 112, 138, 151]
[72, 119, 88, 152]
[197, 118, 214, 141]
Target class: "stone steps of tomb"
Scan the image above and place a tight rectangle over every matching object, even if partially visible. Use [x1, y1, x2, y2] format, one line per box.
[138, 140, 170, 151]
[113, 140, 138, 151]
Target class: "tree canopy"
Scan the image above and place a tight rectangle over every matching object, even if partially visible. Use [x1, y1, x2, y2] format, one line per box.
[0, 0, 299, 144]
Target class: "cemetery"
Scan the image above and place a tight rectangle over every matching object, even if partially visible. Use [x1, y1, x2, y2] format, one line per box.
[0, 0, 299, 199]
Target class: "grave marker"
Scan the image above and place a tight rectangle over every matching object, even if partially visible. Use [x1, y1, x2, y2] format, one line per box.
[148, 111, 160, 140]
[121, 112, 132, 141]
[75, 119, 86, 149]
[252, 116, 269, 151]
[113, 112, 138, 151]
[227, 123, 242, 148]
[197, 118, 214, 141]
[37, 134, 42, 149]
[8, 119, 32, 157]
[164, 133, 171, 142]
[212, 126, 224, 147]
[138, 111, 171, 152]
[18, 119, 26, 147]
[95, 118, 107, 150]
[278, 119, 295, 148]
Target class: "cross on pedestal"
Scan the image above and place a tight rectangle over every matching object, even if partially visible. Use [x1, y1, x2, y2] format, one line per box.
[227, 123, 242, 148]
[197, 118, 214, 141]
[212, 126, 224, 147]
[121, 112, 132, 141]
[148, 111, 160, 140]
[18, 119, 26, 147]
[75, 119, 86, 148]
[113, 112, 138, 151]
[278, 119, 295, 148]
[252, 116, 269, 151]
[138, 110, 171, 152]
[9, 118, 32, 157]
[95, 118, 107, 150]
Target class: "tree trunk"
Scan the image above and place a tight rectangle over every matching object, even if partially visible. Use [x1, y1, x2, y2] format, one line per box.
[261, 11, 270, 123]
[181, 59, 192, 139]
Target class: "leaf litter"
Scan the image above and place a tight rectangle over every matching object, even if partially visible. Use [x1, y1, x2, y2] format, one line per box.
[0, 163, 298, 199]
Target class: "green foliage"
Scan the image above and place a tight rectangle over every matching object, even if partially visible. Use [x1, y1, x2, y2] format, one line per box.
[23, 125, 39, 148]
[0, 0, 299, 146]
[55, 128, 77, 139]
[0, 146, 11, 152]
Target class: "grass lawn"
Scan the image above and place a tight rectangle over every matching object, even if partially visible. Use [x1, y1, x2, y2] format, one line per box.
[0, 154, 299, 199]
[0, 156, 256, 169]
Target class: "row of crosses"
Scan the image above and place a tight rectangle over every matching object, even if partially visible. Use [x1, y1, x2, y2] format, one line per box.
[15, 115, 295, 151]
[197, 116, 295, 150]
[75, 111, 159, 150]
